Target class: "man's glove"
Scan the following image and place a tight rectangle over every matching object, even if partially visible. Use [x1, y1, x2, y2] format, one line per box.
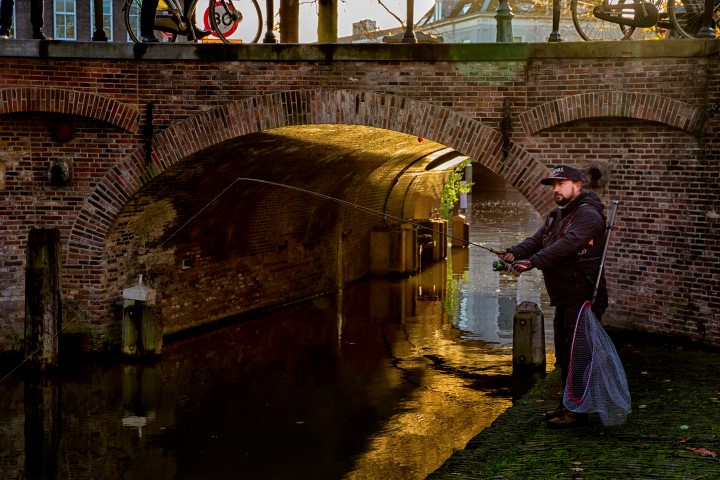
[507, 259, 533, 277]
[500, 248, 515, 263]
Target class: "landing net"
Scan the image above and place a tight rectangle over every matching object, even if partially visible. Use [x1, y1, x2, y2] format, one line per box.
[563, 301, 631, 426]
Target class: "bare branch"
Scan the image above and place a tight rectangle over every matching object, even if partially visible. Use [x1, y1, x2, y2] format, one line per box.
[377, 0, 405, 27]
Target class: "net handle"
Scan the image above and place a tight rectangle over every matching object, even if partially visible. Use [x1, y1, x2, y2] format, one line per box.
[591, 200, 619, 304]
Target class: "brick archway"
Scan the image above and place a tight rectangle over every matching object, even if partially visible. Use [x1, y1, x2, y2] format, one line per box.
[0, 87, 139, 132]
[68, 89, 553, 277]
[519, 91, 707, 137]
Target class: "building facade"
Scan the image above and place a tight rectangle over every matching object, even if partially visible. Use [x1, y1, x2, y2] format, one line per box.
[341, 0, 584, 43]
[416, 0, 583, 43]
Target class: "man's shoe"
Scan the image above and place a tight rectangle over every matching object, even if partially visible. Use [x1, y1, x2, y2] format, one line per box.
[0, 30, 10, 39]
[190, 27, 212, 39]
[33, 32, 53, 40]
[544, 407, 568, 420]
[141, 35, 160, 43]
[547, 411, 587, 429]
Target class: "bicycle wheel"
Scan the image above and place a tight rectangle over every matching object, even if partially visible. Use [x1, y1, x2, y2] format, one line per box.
[650, 0, 678, 37]
[668, 0, 720, 37]
[123, 0, 142, 42]
[572, 0, 636, 40]
[208, 0, 263, 43]
[123, 0, 178, 43]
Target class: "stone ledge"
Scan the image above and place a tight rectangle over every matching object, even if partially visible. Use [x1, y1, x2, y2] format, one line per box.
[0, 38, 717, 62]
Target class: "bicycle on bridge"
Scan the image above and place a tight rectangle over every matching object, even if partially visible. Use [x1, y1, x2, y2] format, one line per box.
[572, 0, 720, 40]
[124, 0, 262, 43]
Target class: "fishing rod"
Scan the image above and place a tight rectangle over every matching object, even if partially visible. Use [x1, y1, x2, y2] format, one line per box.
[592, 200, 620, 304]
[235, 177, 503, 255]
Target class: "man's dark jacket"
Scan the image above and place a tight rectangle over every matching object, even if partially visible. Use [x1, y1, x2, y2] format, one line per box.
[506, 191, 608, 308]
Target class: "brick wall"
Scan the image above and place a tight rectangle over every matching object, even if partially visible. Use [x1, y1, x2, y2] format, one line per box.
[0, 41, 717, 353]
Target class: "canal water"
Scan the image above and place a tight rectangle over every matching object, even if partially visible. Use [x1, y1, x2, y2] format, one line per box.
[0, 190, 554, 480]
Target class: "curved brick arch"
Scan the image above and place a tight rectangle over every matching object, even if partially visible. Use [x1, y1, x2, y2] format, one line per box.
[519, 91, 707, 137]
[68, 89, 553, 273]
[0, 87, 139, 132]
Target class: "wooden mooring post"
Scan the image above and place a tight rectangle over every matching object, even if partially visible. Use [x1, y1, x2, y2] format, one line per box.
[370, 223, 419, 277]
[25, 228, 62, 369]
[24, 228, 63, 479]
[512, 301, 546, 370]
[122, 275, 161, 357]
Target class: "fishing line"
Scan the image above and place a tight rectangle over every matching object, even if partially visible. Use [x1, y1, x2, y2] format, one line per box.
[235, 177, 502, 254]
[156, 177, 244, 250]
[2, 178, 502, 384]
[0, 312, 81, 384]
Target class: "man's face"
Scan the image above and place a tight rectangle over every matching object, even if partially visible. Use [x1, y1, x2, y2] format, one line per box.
[552, 179, 582, 206]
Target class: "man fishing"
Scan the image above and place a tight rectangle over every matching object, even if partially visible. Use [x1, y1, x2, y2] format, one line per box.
[498, 165, 608, 429]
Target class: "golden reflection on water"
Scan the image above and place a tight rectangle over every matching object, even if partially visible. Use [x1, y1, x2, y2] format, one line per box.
[344, 190, 556, 479]
[0, 190, 557, 480]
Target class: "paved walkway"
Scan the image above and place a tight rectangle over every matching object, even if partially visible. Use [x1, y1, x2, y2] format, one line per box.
[429, 333, 720, 479]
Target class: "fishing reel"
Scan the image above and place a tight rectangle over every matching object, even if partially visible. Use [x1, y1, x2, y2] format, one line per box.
[493, 258, 533, 274]
[492, 259, 509, 272]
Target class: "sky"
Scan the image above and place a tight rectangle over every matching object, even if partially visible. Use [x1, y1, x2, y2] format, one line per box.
[298, 0, 437, 42]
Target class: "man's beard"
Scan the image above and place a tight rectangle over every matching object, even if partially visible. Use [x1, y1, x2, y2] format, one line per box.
[554, 194, 571, 206]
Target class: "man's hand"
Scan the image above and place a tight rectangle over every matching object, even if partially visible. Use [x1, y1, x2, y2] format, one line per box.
[507, 259, 533, 277]
[500, 249, 515, 263]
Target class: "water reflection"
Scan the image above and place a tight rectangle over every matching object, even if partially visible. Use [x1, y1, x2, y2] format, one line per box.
[0, 190, 554, 480]
[455, 189, 555, 345]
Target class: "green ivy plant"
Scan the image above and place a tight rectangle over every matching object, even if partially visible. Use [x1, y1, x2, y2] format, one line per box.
[439, 161, 472, 220]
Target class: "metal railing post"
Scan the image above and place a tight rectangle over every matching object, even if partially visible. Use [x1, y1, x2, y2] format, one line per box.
[696, 0, 717, 38]
[495, 0, 514, 42]
[548, 0, 563, 42]
[402, 0, 417, 43]
[263, 0, 278, 43]
[91, 0, 108, 41]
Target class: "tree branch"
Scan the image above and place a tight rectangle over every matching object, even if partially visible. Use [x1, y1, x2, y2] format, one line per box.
[377, 0, 405, 27]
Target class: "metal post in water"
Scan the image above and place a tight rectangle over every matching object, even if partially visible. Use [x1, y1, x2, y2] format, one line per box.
[25, 228, 62, 370]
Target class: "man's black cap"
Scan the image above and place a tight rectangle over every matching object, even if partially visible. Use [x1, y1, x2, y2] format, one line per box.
[540, 165, 584, 185]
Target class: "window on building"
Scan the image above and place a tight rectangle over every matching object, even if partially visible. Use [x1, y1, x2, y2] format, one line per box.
[90, 0, 113, 41]
[436, 0, 460, 19]
[54, 0, 77, 40]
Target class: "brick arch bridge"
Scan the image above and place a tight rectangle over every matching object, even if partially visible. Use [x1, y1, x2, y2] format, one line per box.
[0, 41, 717, 353]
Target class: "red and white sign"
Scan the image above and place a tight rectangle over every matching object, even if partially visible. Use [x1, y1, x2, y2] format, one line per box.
[203, 2, 239, 39]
